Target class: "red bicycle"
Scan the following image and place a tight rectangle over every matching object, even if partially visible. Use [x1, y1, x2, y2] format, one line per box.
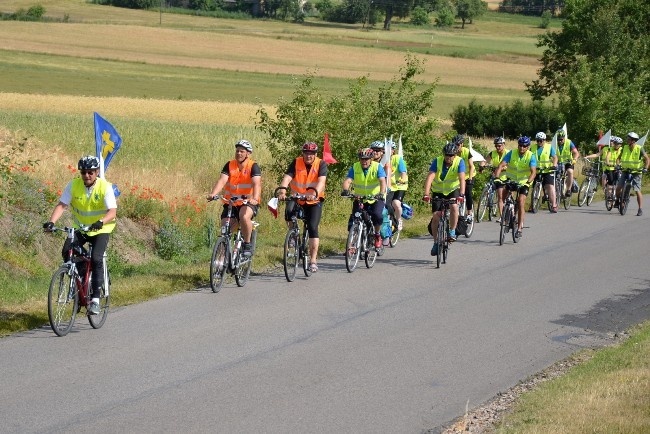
[47, 226, 110, 336]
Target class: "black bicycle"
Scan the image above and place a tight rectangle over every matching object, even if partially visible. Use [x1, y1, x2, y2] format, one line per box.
[499, 181, 522, 245]
[618, 170, 642, 216]
[476, 174, 498, 223]
[604, 168, 621, 212]
[208, 195, 258, 292]
[343, 193, 384, 273]
[274, 186, 317, 282]
[47, 226, 110, 337]
[430, 197, 457, 268]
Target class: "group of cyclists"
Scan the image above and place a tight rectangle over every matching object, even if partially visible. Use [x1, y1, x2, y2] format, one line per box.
[42, 128, 648, 296]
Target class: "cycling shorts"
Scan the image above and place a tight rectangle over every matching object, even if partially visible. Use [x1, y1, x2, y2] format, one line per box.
[430, 190, 460, 213]
[221, 204, 258, 220]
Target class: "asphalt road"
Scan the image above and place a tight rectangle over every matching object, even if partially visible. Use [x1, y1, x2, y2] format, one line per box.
[2, 201, 649, 433]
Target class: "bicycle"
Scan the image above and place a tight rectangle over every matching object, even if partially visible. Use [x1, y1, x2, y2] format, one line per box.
[208, 195, 258, 292]
[385, 181, 407, 247]
[343, 193, 384, 273]
[529, 172, 544, 214]
[578, 158, 601, 207]
[429, 197, 457, 268]
[618, 170, 642, 216]
[457, 195, 474, 237]
[604, 167, 621, 212]
[274, 186, 317, 282]
[476, 173, 498, 223]
[499, 181, 522, 245]
[555, 162, 573, 210]
[47, 226, 110, 337]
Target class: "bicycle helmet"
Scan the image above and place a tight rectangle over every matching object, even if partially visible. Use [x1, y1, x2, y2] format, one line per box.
[627, 132, 640, 140]
[452, 134, 465, 146]
[235, 139, 253, 152]
[493, 136, 505, 145]
[517, 136, 531, 147]
[302, 142, 318, 152]
[387, 139, 396, 149]
[358, 147, 373, 159]
[443, 142, 459, 156]
[78, 155, 100, 171]
[613, 136, 623, 145]
[535, 132, 547, 141]
[370, 140, 385, 150]
[556, 129, 566, 138]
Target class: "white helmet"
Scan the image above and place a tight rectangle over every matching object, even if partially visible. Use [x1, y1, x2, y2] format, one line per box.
[627, 132, 639, 141]
[235, 139, 253, 152]
[535, 132, 546, 141]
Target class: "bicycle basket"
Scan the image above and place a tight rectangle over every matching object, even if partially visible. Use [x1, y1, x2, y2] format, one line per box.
[401, 203, 414, 220]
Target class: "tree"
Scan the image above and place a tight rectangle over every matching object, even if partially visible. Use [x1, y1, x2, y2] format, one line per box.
[410, 6, 430, 25]
[527, 0, 650, 145]
[455, 0, 487, 29]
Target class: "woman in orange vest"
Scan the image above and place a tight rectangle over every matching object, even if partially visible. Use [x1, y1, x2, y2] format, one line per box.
[277, 142, 328, 272]
[208, 140, 262, 257]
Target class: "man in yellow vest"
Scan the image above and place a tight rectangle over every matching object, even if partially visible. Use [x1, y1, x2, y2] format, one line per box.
[423, 142, 466, 256]
[480, 136, 508, 218]
[615, 132, 649, 216]
[43, 156, 117, 315]
[342, 147, 387, 249]
[603, 136, 623, 201]
[277, 142, 328, 272]
[494, 136, 537, 238]
[556, 128, 580, 197]
[208, 140, 262, 257]
[387, 140, 408, 231]
[533, 132, 558, 213]
[453, 134, 476, 221]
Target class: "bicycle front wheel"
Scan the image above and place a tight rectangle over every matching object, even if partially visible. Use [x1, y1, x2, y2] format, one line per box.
[441, 219, 449, 264]
[511, 209, 518, 244]
[235, 230, 255, 287]
[436, 218, 444, 268]
[605, 188, 615, 211]
[577, 178, 591, 207]
[345, 222, 362, 273]
[619, 183, 631, 216]
[586, 178, 597, 206]
[210, 237, 228, 293]
[283, 229, 299, 282]
[476, 187, 489, 223]
[499, 206, 509, 246]
[389, 216, 401, 247]
[531, 182, 543, 213]
[48, 266, 79, 337]
[88, 272, 110, 329]
[301, 228, 312, 278]
[364, 231, 378, 269]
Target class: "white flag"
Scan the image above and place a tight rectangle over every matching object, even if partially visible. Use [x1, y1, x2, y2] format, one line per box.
[597, 129, 611, 146]
[562, 123, 568, 138]
[551, 131, 558, 154]
[468, 137, 485, 162]
[380, 136, 391, 166]
[397, 134, 403, 157]
[637, 130, 649, 148]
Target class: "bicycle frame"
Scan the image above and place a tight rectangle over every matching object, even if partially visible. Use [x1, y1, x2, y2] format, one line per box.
[431, 197, 456, 268]
[499, 181, 521, 245]
[344, 194, 380, 272]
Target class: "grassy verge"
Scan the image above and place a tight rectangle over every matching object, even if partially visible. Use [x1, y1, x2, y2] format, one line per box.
[496, 321, 650, 433]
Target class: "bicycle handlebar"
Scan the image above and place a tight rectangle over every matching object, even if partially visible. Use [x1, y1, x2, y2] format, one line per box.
[208, 194, 248, 204]
[274, 186, 318, 201]
[342, 192, 384, 201]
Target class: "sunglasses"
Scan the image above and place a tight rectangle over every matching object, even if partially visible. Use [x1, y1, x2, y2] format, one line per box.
[444, 154, 456, 157]
[80, 170, 96, 176]
[518, 144, 530, 148]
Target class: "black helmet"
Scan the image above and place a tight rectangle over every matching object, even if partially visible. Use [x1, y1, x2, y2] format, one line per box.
[302, 142, 318, 152]
[370, 140, 385, 150]
[235, 139, 253, 152]
[78, 155, 100, 171]
[358, 147, 373, 159]
[443, 142, 459, 156]
[452, 134, 465, 146]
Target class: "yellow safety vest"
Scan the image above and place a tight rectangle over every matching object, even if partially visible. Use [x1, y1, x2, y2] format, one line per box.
[390, 154, 408, 191]
[505, 150, 534, 184]
[432, 156, 461, 195]
[490, 150, 507, 181]
[537, 144, 553, 173]
[603, 146, 621, 171]
[620, 145, 643, 172]
[352, 161, 381, 202]
[558, 139, 575, 163]
[69, 177, 115, 235]
[459, 147, 474, 180]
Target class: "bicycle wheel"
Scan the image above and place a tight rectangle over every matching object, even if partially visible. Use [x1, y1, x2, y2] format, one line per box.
[586, 177, 597, 206]
[605, 188, 614, 211]
[577, 178, 591, 207]
[476, 187, 489, 223]
[499, 206, 509, 246]
[435, 218, 444, 268]
[210, 237, 228, 293]
[48, 266, 79, 337]
[531, 181, 543, 213]
[235, 230, 255, 287]
[619, 183, 631, 216]
[364, 233, 378, 268]
[563, 179, 572, 210]
[301, 228, 312, 278]
[345, 222, 362, 273]
[88, 272, 110, 329]
[464, 213, 474, 238]
[389, 215, 401, 247]
[283, 229, 299, 282]
[511, 209, 518, 244]
[441, 218, 449, 264]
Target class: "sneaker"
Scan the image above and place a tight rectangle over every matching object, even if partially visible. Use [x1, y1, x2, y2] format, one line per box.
[614, 199, 620, 207]
[430, 243, 439, 256]
[495, 218, 501, 223]
[242, 242, 252, 257]
[308, 263, 318, 273]
[637, 209, 643, 216]
[374, 233, 382, 249]
[515, 230, 522, 238]
[466, 213, 473, 223]
[565, 191, 572, 198]
[550, 206, 558, 213]
[447, 229, 457, 241]
[397, 218, 403, 231]
[382, 237, 390, 246]
[88, 301, 100, 315]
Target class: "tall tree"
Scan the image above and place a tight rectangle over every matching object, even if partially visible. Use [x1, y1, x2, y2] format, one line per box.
[527, 0, 650, 145]
[455, 0, 487, 29]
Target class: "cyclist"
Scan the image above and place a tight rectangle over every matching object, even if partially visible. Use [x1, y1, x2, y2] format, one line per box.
[276, 142, 328, 272]
[387, 140, 408, 231]
[453, 134, 476, 221]
[342, 147, 387, 249]
[584, 135, 614, 191]
[207, 140, 262, 257]
[494, 136, 537, 238]
[603, 136, 623, 199]
[533, 132, 558, 213]
[556, 128, 580, 197]
[481, 136, 508, 219]
[370, 140, 392, 187]
[615, 132, 650, 216]
[423, 142, 466, 256]
[43, 156, 117, 315]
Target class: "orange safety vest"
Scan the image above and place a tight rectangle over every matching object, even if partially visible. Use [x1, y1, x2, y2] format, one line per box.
[223, 159, 259, 203]
[289, 157, 325, 205]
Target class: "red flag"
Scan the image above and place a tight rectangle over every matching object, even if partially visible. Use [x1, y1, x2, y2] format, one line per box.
[322, 132, 337, 164]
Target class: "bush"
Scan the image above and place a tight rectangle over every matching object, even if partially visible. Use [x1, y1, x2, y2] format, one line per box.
[410, 7, 430, 26]
[539, 10, 552, 29]
[435, 7, 455, 27]
[155, 219, 192, 260]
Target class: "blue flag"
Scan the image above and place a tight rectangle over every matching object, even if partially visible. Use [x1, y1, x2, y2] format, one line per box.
[94, 112, 122, 173]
